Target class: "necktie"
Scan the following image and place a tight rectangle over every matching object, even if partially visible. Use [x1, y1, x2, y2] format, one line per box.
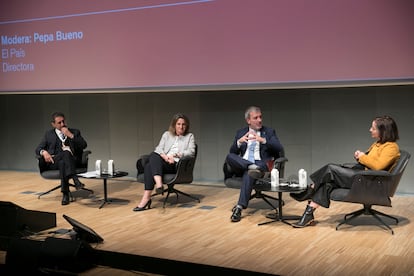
[61, 133, 66, 141]
[248, 140, 256, 163]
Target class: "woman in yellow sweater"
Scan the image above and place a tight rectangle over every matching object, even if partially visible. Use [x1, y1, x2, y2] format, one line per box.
[292, 115, 400, 228]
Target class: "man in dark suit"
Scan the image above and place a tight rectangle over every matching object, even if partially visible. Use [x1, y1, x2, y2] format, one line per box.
[226, 106, 284, 222]
[35, 112, 87, 205]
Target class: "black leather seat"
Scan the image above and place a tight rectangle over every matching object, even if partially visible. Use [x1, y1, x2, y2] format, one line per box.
[37, 150, 93, 200]
[330, 150, 411, 234]
[136, 145, 200, 208]
[223, 150, 288, 210]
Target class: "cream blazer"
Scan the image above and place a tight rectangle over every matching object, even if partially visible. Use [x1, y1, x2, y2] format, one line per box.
[154, 131, 196, 158]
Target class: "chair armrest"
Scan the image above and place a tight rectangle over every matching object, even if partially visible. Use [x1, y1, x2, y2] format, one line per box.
[139, 154, 150, 163]
[82, 150, 92, 164]
[175, 155, 195, 171]
[355, 170, 391, 177]
[179, 155, 194, 161]
[136, 154, 150, 175]
[274, 157, 288, 164]
[167, 155, 196, 184]
[341, 162, 358, 168]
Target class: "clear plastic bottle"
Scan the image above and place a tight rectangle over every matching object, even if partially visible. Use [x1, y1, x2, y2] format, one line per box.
[271, 168, 279, 187]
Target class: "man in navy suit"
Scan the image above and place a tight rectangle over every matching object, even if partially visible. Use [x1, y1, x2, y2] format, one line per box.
[226, 106, 284, 222]
[35, 112, 87, 205]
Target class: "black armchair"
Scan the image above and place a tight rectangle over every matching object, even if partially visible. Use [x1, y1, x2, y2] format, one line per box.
[37, 150, 94, 200]
[223, 150, 288, 210]
[330, 150, 411, 234]
[136, 145, 200, 208]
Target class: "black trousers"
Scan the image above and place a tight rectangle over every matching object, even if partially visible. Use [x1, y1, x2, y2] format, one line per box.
[143, 152, 176, 190]
[39, 150, 78, 193]
[225, 153, 268, 208]
[310, 163, 364, 208]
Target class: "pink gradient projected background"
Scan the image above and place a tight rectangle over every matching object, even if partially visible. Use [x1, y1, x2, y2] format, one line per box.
[1, 0, 413, 93]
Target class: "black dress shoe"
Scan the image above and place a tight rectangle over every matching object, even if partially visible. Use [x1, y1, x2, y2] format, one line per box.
[61, 193, 70, 205]
[248, 169, 265, 180]
[230, 206, 242, 222]
[74, 180, 85, 190]
[72, 176, 85, 190]
[292, 204, 316, 228]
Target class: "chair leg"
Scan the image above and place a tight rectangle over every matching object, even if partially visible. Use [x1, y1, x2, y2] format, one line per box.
[370, 211, 395, 235]
[343, 208, 366, 221]
[260, 195, 278, 210]
[250, 190, 284, 210]
[336, 205, 397, 234]
[81, 187, 94, 194]
[38, 185, 61, 199]
[163, 190, 178, 208]
[161, 186, 200, 208]
[371, 209, 399, 224]
[68, 184, 94, 194]
[336, 208, 364, 230]
[151, 185, 199, 208]
[173, 188, 200, 203]
[38, 184, 93, 200]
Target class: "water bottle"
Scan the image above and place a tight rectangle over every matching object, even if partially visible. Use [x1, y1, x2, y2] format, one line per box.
[108, 160, 114, 176]
[95, 160, 102, 175]
[271, 168, 279, 187]
[298, 169, 307, 188]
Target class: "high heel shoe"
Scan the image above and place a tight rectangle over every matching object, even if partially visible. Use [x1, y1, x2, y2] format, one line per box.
[155, 186, 164, 195]
[292, 204, 316, 228]
[133, 199, 152, 212]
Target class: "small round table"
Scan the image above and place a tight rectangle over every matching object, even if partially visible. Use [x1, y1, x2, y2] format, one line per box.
[253, 180, 307, 226]
[78, 171, 128, 209]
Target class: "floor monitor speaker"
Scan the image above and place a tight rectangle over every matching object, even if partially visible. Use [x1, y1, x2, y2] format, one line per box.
[0, 201, 56, 237]
[5, 237, 97, 274]
[63, 214, 104, 243]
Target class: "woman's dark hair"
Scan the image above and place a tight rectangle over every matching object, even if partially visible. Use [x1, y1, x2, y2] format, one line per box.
[374, 115, 399, 143]
[168, 113, 190, 135]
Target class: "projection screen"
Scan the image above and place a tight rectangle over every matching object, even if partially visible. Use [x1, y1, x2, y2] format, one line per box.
[1, 0, 414, 94]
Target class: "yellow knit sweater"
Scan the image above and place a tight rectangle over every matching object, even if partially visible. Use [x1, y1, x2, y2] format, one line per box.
[358, 142, 400, 171]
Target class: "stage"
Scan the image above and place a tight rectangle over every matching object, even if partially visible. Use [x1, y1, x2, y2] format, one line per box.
[0, 170, 413, 275]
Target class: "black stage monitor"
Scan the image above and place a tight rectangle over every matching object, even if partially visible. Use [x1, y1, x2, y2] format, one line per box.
[63, 214, 104, 244]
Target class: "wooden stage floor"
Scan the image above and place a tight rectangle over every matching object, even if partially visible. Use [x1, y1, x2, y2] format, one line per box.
[0, 170, 413, 275]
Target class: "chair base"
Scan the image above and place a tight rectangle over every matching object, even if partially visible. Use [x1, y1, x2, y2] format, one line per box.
[153, 185, 200, 208]
[38, 184, 93, 200]
[336, 204, 399, 235]
[250, 190, 283, 210]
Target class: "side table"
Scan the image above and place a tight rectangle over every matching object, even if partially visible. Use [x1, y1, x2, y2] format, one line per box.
[254, 180, 307, 226]
[78, 171, 128, 209]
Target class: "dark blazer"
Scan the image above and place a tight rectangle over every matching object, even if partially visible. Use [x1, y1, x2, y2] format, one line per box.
[229, 126, 283, 163]
[35, 128, 87, 163]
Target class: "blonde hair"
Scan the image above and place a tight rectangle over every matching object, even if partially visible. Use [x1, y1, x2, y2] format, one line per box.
[168, 113, 190, 135]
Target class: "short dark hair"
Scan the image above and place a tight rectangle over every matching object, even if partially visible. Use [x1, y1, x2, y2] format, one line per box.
[51, 112, 65, 123]
[374, 115, 399, 143]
